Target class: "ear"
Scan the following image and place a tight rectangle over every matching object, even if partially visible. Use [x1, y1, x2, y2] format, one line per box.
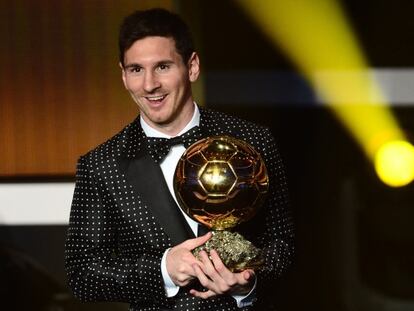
[188, 52, 200, 83]
[119, 62, 127, 89]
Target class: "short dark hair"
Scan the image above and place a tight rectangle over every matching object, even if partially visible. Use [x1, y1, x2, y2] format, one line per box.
[119, 8, 195, 67]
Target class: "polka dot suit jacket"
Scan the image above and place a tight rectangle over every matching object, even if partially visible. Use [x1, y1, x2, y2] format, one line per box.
[65, 107, 295, 310]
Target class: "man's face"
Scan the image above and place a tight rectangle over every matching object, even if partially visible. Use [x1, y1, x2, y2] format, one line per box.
[121, 36, 200, 135]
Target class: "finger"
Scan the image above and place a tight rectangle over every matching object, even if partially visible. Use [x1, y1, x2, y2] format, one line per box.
[234, 269, 255, 287]
[189, 288, 217, 299]
[209, 249, 234, 280]
[209, 250, 251, 286]
[182, 232, 212, 250]
[199, 250, 219, 276]
[199, 251, 238, 294]
[243, 269, 255, 281]
[192, 263, 218, 293]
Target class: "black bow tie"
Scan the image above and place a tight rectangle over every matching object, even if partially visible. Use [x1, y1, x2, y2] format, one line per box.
[146, 126, 203, 163]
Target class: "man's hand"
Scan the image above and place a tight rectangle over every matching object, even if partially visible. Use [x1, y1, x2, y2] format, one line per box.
[189, 249, 255, 299]
[166, 232, 212, 287]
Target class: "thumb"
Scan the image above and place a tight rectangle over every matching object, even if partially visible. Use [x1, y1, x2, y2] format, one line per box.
[182, 231, 212, 250]
[243, 269, 255, 281]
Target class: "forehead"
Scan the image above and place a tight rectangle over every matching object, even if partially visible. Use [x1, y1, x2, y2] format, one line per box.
[123, 36, 181, 65]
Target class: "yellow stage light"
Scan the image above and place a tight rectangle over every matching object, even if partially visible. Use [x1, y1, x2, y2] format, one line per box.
[237, 0, 410, 186]
[374, 140, 414, 187]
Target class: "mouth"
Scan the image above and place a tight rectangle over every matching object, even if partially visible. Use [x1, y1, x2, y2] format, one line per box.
[145, 94, 167, 104]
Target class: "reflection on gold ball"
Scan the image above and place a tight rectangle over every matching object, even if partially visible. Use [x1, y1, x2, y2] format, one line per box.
[174, 136, 269, 230]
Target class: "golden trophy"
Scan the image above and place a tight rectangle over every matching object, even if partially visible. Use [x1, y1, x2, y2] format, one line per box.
[174, 135, 269, 271]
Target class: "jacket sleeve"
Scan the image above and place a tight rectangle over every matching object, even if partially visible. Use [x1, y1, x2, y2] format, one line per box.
[65, 155, 172, 307]
[254, 127, 295, 282]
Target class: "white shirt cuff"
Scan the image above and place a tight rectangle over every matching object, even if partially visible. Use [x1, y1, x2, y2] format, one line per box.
[161, 248, 180, 297]
[231, 275, 257, 308]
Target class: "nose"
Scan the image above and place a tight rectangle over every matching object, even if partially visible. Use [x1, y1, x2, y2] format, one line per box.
[143, 71, 161, 93]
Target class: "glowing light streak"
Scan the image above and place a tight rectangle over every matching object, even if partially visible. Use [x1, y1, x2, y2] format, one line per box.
[237, 0, 413, 186]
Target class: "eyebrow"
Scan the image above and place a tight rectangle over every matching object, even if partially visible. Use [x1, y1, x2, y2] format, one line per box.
[124, 60, 175, 69]
[124, 63, 141, 70]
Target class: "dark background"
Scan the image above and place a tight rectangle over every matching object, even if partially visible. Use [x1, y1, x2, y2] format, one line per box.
[1, 0, 413, 310]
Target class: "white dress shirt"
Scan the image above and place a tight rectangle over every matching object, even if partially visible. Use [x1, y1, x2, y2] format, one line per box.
[140, 103, 255, 307]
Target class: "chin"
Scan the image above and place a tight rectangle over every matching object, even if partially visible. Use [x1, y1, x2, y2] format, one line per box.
[148, 115, 171, 126]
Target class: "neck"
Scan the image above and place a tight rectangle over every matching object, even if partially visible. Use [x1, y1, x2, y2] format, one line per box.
[143, 101, 197, 137]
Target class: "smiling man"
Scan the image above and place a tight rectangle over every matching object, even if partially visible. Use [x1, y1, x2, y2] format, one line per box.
[121, 35, 198, 135]
[65, 8, 294, 311]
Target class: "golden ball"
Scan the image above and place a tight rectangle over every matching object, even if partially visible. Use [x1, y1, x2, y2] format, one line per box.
[174, 136, 269, 230]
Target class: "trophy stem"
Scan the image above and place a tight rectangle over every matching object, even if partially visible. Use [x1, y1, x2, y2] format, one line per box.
[192, 230, 264, 272]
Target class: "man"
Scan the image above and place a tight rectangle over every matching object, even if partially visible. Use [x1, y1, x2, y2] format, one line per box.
[65, 8, 294, 311]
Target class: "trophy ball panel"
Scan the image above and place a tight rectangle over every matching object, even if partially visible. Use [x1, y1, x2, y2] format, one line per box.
[199, 161, 237, 195]
[200, 138, 238, 161]
[186, 150, 207, 166]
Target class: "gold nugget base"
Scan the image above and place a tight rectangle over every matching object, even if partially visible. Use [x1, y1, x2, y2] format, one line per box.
[192, 231, 264, 272]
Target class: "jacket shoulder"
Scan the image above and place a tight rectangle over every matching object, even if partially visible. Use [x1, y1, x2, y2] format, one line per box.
[201, 107, 272, 144]
[79, 117, 141, 164]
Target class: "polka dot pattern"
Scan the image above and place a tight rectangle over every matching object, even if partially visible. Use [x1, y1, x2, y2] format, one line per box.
[65, 107, 294, 310]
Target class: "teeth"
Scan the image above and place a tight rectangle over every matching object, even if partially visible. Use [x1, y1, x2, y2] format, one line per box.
[147, 95, 165, 101]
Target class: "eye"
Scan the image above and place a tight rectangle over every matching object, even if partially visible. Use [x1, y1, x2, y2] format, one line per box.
[157, 64, 170, 72]
[127, 66, 142, 74]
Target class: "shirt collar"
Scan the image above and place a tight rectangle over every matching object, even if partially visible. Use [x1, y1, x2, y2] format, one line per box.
[140, 103, 200, 138]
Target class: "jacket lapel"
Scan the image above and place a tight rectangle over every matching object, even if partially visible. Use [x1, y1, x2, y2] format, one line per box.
[117, 109, 221, 246]
[117, 122, 195, 246]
